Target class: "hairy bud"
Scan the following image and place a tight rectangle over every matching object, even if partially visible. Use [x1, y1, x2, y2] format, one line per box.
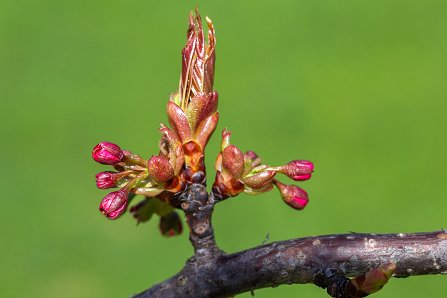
[222, 145, 245, 179]
[148, 155, 175, 183]
[242, 170, 276, 189]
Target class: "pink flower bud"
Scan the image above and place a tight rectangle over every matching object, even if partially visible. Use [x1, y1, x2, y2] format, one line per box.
[92, 142, 123, 165]
[222, 145, 245, 179]
[95, 171, 119, 189]
[159, 211, 183, 237]
[99, 189, 128, 219]
[275, 181, 309, 210]
[148, 155, 175, 183]
[281, 160, 314, 181]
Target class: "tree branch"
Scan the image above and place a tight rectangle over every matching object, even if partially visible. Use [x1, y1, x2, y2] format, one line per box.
[133, 231, 447, 297]
[132, 186, 447, 298]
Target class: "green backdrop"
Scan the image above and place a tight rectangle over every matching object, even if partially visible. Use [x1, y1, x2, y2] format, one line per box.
[1, 1, 446, 297]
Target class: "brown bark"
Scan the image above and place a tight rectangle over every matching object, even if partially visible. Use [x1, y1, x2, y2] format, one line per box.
[132, 184, 447, 298]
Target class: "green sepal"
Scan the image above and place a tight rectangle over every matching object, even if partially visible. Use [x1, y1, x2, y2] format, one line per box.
[154, 201, 174, 217]
[130, 198, 169, 224]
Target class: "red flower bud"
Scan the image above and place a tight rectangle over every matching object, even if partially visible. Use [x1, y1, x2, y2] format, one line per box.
[148, 155, 175, 183]
[99, 189, 128, 219]
[281, 160, 314, 181]
[222, 145, 245, 179]
[159, 211, 183, 237]
[95, 171, 131, 189]
[275, 181, 309, 210]
[95, 171, 118, 189]
[92, 142, 123, 165]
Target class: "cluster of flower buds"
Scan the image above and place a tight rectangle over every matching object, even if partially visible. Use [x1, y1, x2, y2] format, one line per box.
[212, 129, 314, 210]
[92, 10, 217, 236]
[92, 141, 184, 226]
[93, 9, 315, 238]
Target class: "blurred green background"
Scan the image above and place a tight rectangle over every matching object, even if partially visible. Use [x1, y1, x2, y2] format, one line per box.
[1, 0, 447, 297]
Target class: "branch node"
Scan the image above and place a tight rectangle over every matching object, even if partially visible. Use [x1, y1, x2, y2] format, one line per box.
[314, 268, 349, 298]
[179, 182, 220, 256]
